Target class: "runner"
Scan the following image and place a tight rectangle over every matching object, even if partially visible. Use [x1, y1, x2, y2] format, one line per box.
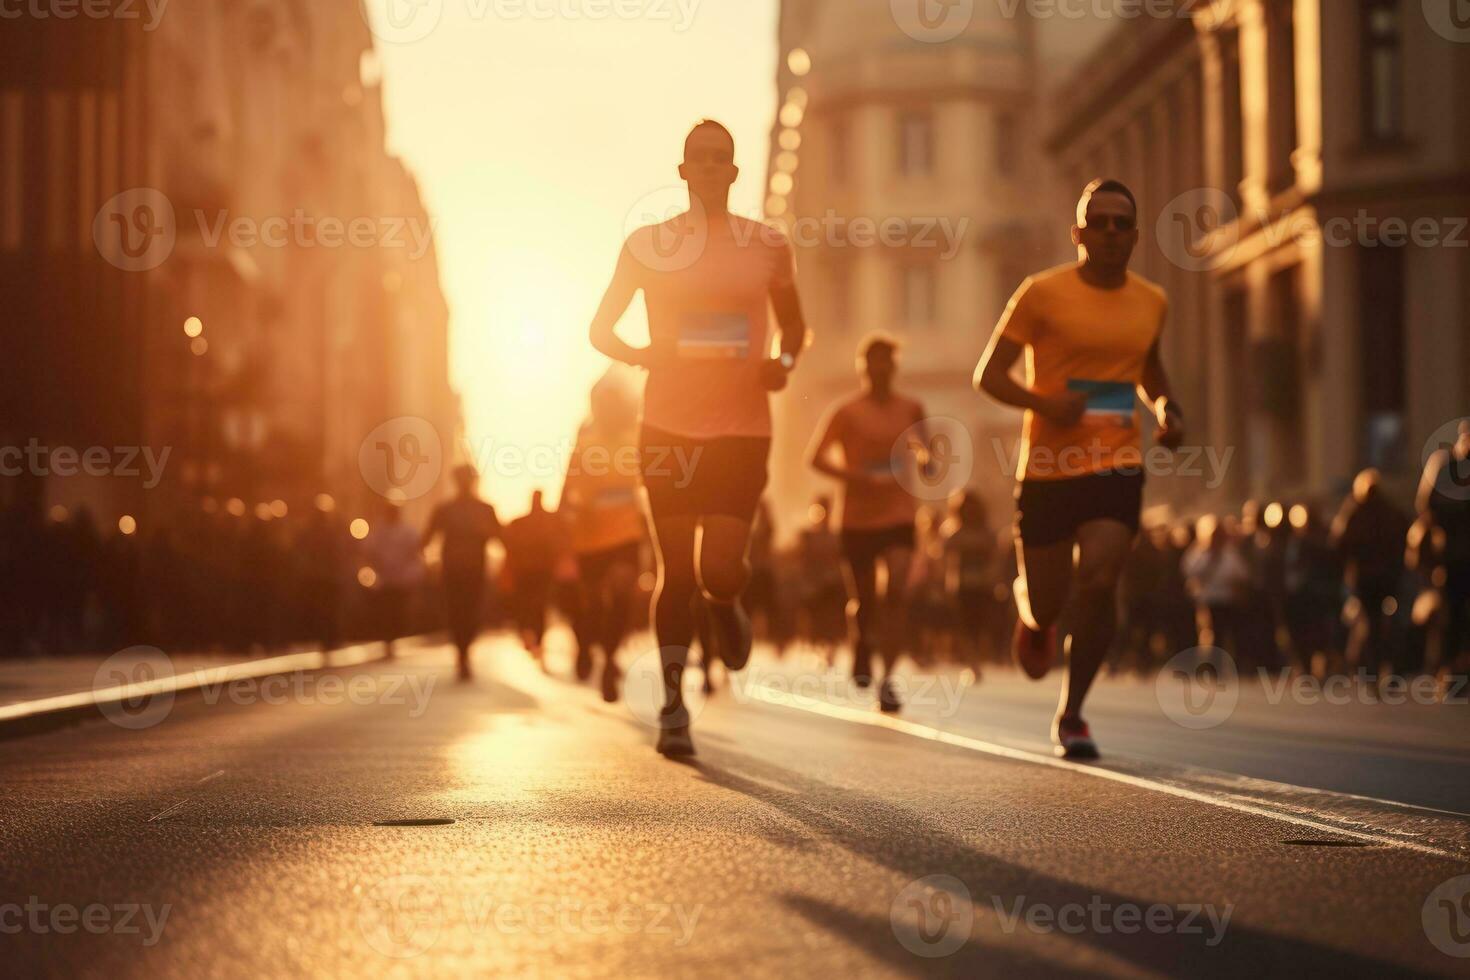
[975, 178, 1186, 759]
[1418, 422, 1470, 673]
[560, 371, 648, 702]
[501, 490, 567, 662]
[941, 490, 1000, 672]
[588, 119, 808, 757]
[423, 464, 500, 681]
[810, 335, 927, 713]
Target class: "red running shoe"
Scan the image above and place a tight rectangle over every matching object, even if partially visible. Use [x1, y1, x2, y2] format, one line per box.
[1012, 621, 1056, 680]
[1054, 716, 1099, 760]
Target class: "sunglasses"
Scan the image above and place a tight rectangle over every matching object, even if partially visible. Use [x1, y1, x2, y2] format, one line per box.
[1086, 215, 1137, 232]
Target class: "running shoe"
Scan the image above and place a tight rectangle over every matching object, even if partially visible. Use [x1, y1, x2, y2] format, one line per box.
[599, 660, 621, 703]
[1012, 621, 1056, 680]
[1053, 716, 1099, 760]
[878, 677, 902, 714]
[656, 725, 696, 758]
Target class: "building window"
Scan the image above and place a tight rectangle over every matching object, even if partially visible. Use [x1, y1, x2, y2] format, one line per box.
[994, 111, 1018, 177]
[897, 110, 934, 178]
[830, 117, 849, 185]
[1267, 0, 1299, 190]
[1359, 244, 1407, 470]
[896, 263, 937, 327]
[1361, 0, 1403, 143]
[1221, 33, 1245, 209]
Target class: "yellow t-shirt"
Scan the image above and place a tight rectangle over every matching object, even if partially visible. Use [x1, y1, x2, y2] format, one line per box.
[994, 263, 1167, 482]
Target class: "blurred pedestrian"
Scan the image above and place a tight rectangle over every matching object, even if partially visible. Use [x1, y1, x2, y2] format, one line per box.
[1182, 515, 1251, 658]
[1331, 469, 1412, 674]
[502, 490, 566, 660]
[366, 503, 426, 657]
[1418, 421, 1470, 672]
[560, 374, 645, 700]
[424, 465, 500, 681]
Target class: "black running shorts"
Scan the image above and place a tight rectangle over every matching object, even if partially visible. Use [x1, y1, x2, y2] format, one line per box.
[639, 425, 771, 522]
[1015, 469, 1144, 547]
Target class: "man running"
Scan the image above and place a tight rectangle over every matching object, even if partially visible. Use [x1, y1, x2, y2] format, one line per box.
[1418, 422, 1470, 671]
[589, 119, 808, 757]
[561, 371, 647, 702]
[423, 464, 500, 681]
[810, 334, 927, 713]
[975, 178, 1185, 759]
[502, 491, 566, 661]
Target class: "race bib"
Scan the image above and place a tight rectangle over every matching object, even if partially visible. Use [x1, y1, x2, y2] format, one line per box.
[1067, 379, 1135, 426]
[678, 312, 751, 360]
[592, 487, 639, 510]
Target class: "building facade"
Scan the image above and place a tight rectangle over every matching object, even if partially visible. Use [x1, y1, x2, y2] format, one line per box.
[1047, 0, 1470, 511]
[0, 0, 459, 531]
[765, 1, 1113, 539]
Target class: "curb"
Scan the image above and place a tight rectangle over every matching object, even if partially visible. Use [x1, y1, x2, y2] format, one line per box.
[0, 637, 435, 741]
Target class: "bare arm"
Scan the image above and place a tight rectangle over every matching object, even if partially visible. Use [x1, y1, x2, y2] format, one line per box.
[588, 251, 648, 368]
[975, 334, 1081, 426]
[808, 412, 867, 485]
[1138, 306, 1185, 448]
[1417, 453, 1444, 517]
[761, 271, 810, 393]
[770, 281, 810, 361]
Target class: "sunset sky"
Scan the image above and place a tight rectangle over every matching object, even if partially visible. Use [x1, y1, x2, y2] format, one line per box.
[368, 1, 780, 516]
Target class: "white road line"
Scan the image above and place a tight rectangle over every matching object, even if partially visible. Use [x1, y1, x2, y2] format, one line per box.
[744, 686, 1468, 862]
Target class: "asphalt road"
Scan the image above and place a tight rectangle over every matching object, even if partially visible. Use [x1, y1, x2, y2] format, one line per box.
[2, 636, 1468, 978]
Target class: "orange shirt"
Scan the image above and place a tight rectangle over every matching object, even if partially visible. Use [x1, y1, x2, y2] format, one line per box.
[817, 392, 926, 531]
[616, 214, 796, 439]
[563, 421, 646, 555]
[994, 263, 1167, 482]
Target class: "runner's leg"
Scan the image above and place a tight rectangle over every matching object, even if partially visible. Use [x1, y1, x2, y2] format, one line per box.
[649, 510, 699, 722]
[877, 542, 914, 710]
[697, 515, 755, 670]
[1059, 519, 1133, 720]
[877, 543, 914, 679]
[1015, 536, 1074, 633]
[842, 540, 879, 685]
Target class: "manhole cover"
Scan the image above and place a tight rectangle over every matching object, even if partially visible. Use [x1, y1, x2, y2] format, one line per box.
[374, 818, 456, 827]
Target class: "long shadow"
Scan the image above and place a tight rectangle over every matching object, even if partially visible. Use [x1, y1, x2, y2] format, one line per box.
[680, 749, 1427, 979]
[780, 893, 1100, 980]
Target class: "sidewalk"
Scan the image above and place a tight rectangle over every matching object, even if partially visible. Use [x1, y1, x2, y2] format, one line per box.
[0, 638, 427, 733]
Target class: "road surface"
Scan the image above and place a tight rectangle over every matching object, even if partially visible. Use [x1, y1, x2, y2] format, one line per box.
[1, 635, 1467, 977]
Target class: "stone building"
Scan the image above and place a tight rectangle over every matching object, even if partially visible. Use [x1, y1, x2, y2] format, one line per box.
[1047, 0, 1470, 510]
[0, 0, 459, 529]
[764, 0, 1113, 538]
